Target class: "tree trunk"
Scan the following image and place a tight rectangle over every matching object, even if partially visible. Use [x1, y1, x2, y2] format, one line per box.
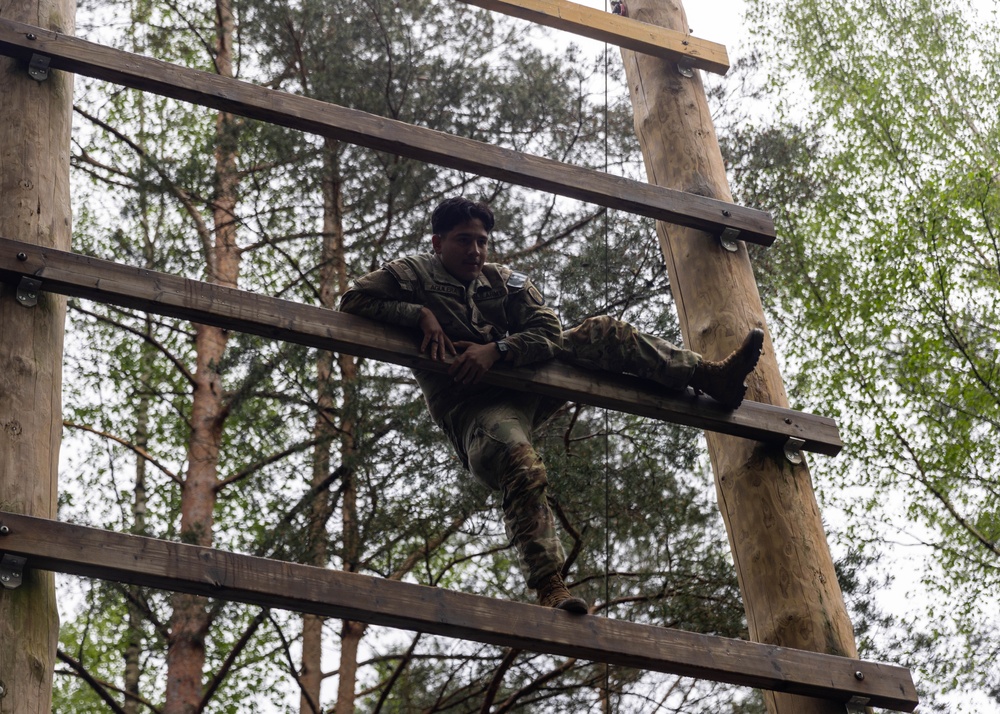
[299, 140, 350, 713]
[125, 320, 153, 714]
[0, 0, 73, 710]
[164, 0, 239, 711]
[620, 1, 859, 712]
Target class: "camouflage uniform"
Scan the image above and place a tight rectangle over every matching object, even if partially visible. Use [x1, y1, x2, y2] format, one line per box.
[339, 252, 700, 589]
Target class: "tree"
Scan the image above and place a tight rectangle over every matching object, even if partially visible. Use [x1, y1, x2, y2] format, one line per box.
[48, 0, 892, 711]
[740, 0, 1000, 706]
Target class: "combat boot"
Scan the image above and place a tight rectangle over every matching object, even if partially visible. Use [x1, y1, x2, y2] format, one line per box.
[535, 573, 588, 614]
[688, 328, 765, 409]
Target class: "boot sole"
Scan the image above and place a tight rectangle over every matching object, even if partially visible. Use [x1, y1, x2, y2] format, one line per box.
[555, 596, 589, 615]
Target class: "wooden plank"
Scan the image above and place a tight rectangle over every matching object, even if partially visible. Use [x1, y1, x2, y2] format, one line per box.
[0, 19, 775, 246]
[0, 236, 842, 455]
[0, 512, 917, 711]
[456, 0, 729, 74]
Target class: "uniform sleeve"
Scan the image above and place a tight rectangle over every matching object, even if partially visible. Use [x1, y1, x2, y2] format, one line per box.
[338, 268, 425, 327]
[503, 279, 563, 367]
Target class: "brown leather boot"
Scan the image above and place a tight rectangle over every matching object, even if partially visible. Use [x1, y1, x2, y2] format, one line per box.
[688, 328, 765, 409]
[535, 573, 588, 614]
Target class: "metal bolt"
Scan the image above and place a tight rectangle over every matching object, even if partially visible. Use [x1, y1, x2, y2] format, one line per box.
[784, 418, 792, 425]
[16, 252, 27, 261]
[722, 209, 732, 217]
[1, 574, 9, 582]
[26, 33, 36, 40]
[0, 525, 9, 535]
[0, 680, 6, 697]
[854, 671, 865, 681]
[682, 40, 689, 45]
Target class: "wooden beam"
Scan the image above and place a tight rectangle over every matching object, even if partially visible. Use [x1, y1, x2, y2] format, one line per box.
[0, 512, 917, 711]
[0, 236, 841, 455]
[456, 0, 729, 74]
[0, 19, 775, 246]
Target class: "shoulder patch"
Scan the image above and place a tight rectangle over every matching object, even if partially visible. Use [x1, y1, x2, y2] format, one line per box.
[506, 270, 529, 290]
[384, 260, 418, 291]
[527, 285, 545, 306]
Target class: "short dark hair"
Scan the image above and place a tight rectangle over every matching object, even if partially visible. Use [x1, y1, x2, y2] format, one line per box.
[431, 197, 495, 235]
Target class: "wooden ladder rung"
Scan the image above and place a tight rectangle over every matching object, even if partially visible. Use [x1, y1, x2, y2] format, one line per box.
[0, 512, 917, 711]
[0, 19, 773, 246]
[0, 236, 841, 455]
[456, 0, 730, 74]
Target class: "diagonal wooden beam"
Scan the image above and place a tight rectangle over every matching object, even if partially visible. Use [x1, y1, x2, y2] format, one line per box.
[456, 0, 729, 74]
[0, 236, 841, 455]
[0, 512, 918, 711]
[0, 18, 775, 246]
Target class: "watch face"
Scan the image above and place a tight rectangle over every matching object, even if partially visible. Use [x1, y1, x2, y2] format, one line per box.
[496, 340, 508, 353]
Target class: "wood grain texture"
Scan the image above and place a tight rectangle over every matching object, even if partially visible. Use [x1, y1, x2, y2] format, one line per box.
[620, 1, 868, 712]
[0, 235, 843, 455]
[457, 0, 729, 74]
[0, 1, 73, 711]
[0, 512, 919, 711]
[0, 17, 775, 246]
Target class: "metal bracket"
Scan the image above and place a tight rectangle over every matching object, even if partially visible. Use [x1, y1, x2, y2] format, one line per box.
[719, 226, 741, 252]
[16, 276, 42, 307]
[846, 694, 870, 713]
[783, 437, 805, 465]
[28, 53, 51, 81]
[0, 554, 26, 589]
[676, 60, 694, 78]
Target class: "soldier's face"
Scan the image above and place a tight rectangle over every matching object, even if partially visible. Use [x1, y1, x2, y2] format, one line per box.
[432, 219, 490, 284]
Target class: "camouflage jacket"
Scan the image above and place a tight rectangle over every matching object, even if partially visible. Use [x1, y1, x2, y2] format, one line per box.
[338, 252, 562, 421]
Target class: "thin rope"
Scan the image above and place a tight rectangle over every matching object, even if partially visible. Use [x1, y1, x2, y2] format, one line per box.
[602, 20, 613, 714]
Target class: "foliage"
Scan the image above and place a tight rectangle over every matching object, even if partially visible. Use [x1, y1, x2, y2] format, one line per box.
[738, 0, 1000, 705]
[55, 0, 762, 710]
[48, 0, 900, 708]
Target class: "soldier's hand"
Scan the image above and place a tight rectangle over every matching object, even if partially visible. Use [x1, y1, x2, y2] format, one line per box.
[418, 307, 455, 361]
[450, 341, 500, 384]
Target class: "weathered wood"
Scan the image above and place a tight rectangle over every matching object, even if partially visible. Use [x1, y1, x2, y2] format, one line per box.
[0, 235, 842, 455]
[621, 1, 865, 712]
[0, 18, 775, 246]
[0, 1, 73, 711]
[457, 0, 729, 74]
[0, 512, 918, 711]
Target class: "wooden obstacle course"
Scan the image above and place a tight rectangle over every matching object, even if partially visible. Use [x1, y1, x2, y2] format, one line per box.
[455, 0, 730, 74]
[0, 235, 842, 455]
[0, 511, 918, 711]
[0, 4, 917, 710]
[0, 18, 774, 246]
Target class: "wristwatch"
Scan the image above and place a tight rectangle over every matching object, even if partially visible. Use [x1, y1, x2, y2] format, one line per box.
[494, 339, 509, 358]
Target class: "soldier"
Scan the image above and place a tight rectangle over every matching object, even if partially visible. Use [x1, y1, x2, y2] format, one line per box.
[339, 197, 763, 614]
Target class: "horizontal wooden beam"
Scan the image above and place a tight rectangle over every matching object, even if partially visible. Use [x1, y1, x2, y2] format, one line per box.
[0, 236, 841, 455]
[0, 512, 917, 711]
[456, 0, 729, 74]
[0, 19, 775, 246]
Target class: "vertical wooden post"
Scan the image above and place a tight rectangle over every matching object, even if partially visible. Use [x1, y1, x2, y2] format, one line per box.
[0, 0, 74, 710]
[620, 2, 859, 712]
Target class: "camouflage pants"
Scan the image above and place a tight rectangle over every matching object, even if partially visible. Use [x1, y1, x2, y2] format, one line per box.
[448, 394, 564, 590]
[441, 316, 700, 590]
[560, 316, 700, 389]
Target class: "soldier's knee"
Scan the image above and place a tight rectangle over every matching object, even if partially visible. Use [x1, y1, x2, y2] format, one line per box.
[467, 422, 537, 488]
[567, 315, 627, 344]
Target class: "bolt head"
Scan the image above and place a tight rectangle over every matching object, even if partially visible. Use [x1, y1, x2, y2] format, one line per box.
[854, 671, 865, 681]
[16, 252, 27, 261]
[27, 32, 37, 40]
